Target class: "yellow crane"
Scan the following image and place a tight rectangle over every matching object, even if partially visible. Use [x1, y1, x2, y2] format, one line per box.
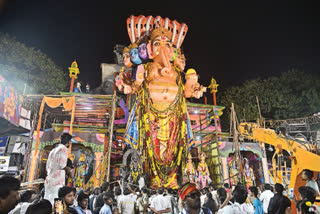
[238, 122, 320, 205]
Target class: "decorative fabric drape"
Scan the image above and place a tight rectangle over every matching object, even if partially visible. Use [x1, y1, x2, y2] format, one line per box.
[34, 96, 76, 153]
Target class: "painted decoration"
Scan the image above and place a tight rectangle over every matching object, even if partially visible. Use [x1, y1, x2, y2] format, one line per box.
[0, 75, 23, 126]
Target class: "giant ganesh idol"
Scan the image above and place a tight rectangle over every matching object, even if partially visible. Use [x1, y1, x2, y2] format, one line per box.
[116, 15, 206, 189]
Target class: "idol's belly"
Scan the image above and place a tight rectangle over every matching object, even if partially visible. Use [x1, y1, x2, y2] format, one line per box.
[148, 79, 178, 106]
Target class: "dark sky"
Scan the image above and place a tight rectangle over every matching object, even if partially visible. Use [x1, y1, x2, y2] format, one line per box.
[0, 0, 319, 92]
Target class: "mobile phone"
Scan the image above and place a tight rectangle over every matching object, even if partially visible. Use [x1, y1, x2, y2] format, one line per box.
[288, 188, 294, 199]
[54, 198, 64, 214]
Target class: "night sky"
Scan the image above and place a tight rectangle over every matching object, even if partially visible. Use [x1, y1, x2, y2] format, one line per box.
[0, 0, 319, 93]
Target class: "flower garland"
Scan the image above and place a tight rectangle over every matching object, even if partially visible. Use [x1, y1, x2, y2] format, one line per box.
[140, 66, 187, 187]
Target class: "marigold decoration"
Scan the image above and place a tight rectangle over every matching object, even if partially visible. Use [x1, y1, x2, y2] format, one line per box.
[118, 15, 207, 189]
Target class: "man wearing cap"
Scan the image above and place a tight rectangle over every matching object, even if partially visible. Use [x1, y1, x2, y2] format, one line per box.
[44, 133, 72, 205]
[178, 183, 212, 214]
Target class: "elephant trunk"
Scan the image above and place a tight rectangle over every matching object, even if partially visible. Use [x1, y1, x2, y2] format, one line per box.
[159, 47, 171, 69]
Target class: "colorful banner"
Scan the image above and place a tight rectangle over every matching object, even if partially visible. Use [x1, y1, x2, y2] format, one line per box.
[0, 75, 23, 126]
[219, 141, 264, 158]
[0, 137, 8, 155]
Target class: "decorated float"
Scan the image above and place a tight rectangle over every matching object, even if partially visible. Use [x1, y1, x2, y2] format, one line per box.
[25, 61, 127, 188]
[24, 15, 226, 190]
[115, 15, 227, 189]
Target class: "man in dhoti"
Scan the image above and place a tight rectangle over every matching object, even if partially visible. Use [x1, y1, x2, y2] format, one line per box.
[44, 133, 73, 205]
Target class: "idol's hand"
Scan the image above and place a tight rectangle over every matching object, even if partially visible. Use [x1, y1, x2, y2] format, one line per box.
[201, 86, 207, 92]
[135, 64, 145, 87]
[123, 84, 133, 94]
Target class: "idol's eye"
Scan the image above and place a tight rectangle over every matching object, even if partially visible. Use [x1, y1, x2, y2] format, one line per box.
[154, 42, 160, 46]
[166, 43, 171, 48]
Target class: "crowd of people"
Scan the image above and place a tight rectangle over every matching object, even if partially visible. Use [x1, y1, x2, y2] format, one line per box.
[1, 133, 320, 214]
[1, 173, 320, 214]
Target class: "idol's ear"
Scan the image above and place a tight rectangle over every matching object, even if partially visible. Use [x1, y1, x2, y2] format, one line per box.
[147, 42, 153, 59]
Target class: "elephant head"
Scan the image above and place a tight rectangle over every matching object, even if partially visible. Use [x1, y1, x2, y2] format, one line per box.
[147, 27, 174, 73]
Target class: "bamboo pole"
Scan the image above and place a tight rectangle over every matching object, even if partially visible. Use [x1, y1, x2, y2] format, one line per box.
[68, 98, 76, 157]
[213, 108, 224, 186]
[23, 112, 38, 183]
[106, 72, 118, 182]
[231, 103, 243, 184]
[199, 112, 203, 153]
[256, 96, 262, 126]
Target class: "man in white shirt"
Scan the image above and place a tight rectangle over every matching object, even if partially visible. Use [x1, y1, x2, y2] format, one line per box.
[147, 190, 156, 213]
[218, 184, 254, 214]
[44, 133, 72, 205]
[138, 176, 145, 190]
[150, 187, 171, 214]
[259, 184, 274, 214]
[302, 169, 320, 196]
[200, 188, 208, 208]
[118, 188, 136, 214]
[137, 188, 149, 214]
[164, 188, 174, 214]
[8, 190, 37, 214]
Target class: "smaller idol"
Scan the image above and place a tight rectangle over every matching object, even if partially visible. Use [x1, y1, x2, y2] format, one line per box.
[75, 153, 88, 188]
[184, 152, 197, 183]
[184, 69, 206, 99]
[197, 152, 212, 188]
[243, 157, 255, 190]
[227, 155, 239, 185]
